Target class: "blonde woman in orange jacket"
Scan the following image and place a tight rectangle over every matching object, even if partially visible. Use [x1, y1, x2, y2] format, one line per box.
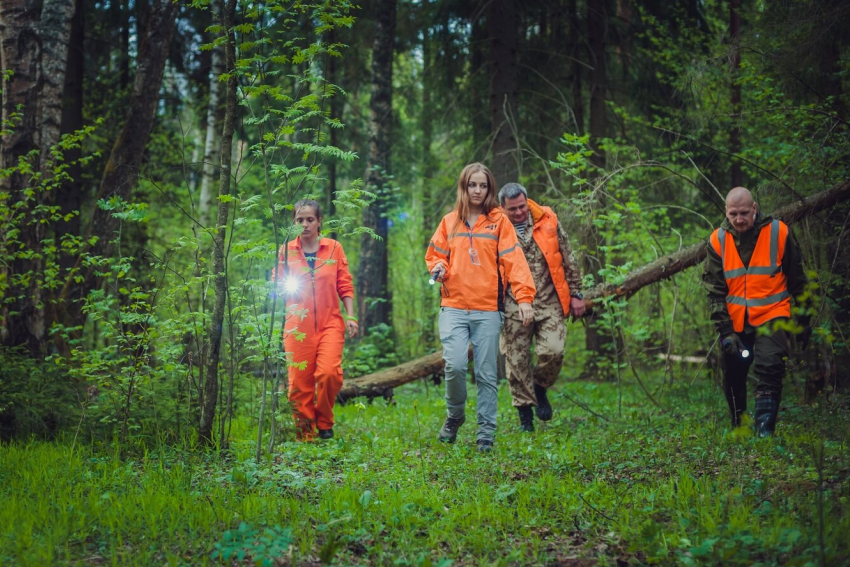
[425, 163, 537, 452]
[275, 199, 358, 441]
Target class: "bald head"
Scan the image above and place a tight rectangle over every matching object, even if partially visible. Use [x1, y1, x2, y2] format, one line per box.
[725, 187, 758, 233]
[726, 186, 754, 207]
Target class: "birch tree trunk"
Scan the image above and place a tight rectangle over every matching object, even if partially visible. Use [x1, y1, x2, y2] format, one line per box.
[198, 47, 222, 231]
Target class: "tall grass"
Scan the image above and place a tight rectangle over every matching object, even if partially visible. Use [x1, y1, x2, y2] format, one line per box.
[1, 371, 848, 565]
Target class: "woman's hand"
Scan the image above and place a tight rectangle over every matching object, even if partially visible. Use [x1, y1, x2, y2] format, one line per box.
[430, 261, 447, 282]
[345, 318, 359, 338]
[518, 303, 534, 327]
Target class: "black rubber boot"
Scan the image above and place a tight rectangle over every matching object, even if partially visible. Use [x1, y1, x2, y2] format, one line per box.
[534, 383, 552, 421]
[754, 398, 780, 438]
[517, 406, 534, 432]
[318, 428, 334, 440]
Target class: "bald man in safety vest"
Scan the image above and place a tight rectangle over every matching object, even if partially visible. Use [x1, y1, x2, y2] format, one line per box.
[704, 187, 811, 437]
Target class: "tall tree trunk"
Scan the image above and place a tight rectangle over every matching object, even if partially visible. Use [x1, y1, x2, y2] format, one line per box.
[199, 0, 238, 445]
[52, 0, 85, 346]
[326, 25, 339, 236]
[420, 0, 437, 348]
[0, 0, 74, 353]
[120, 0, 130, 90]
[569, 0, 584, 134]
[88, 0, 177, 263]
[356, 0, 396, 333]
[488, 0, 518, 186]
[582, 0, 614, 377]
[729, 0, 742, 187]
[198, 46, 221, 231]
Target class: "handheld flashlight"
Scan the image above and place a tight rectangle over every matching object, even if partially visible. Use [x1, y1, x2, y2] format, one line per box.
[741, 349, 750, 359]
[428, 277, 436, 285]
[283, 276, 299, 294]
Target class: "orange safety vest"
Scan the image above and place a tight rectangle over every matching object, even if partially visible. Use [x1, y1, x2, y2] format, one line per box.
[528, 200, 572, 316]
[709, 220, 791, 332]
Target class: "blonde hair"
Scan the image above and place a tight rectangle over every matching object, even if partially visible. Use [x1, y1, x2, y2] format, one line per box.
[452, 163, 498, 232]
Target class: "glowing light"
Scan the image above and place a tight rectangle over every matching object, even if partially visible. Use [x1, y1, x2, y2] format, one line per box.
[429, 278, 436, 285]
[741, 349, 750, 358]
[283, 276, 299, 294]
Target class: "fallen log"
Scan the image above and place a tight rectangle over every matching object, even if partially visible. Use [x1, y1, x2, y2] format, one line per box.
[585, 179, 850, 304]
[339, 180, 850, 401]
[338, 350, 446, 402]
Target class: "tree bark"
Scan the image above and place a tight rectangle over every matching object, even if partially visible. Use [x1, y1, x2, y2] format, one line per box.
[198, 46, 221, 231]
[89, 0, 177, 262]
[729, 0, 742, 188]
[337, 180, 850, 399]
[199, 0, 238, 445]
[338, 350, 446, 402]
[0, 0, 75, 353]
[488, 0, 518, 185]
[582, 0, 614, 375]
[356, 0, 396, 333]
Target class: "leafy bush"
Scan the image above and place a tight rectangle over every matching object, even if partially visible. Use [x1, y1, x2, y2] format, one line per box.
[343, 323, 399, 378]
[0, 347, 79, 440]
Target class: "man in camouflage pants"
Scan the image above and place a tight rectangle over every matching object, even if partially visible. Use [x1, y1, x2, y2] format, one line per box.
[498, 183, 586, 432]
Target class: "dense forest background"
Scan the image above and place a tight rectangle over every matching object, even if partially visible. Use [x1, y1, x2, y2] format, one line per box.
[1, 0, 849, 444]
[2, 0, 850, 564]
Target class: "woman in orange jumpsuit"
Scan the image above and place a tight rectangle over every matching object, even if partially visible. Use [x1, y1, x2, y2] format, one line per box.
[275, 199, 357, 440]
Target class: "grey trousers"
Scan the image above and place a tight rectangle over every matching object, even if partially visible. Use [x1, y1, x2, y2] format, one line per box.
[438, 308, 503, 442]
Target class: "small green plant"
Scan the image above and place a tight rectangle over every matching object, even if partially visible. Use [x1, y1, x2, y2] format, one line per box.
[211, 522, 293, 566]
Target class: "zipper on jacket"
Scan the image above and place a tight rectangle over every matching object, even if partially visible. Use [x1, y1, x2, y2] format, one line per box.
[311, 270, 318, 333]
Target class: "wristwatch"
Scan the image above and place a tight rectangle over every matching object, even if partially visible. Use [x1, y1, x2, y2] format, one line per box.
[571, 291, 583, 300]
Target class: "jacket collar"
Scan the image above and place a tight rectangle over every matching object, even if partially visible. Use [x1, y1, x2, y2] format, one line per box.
[290, 236, 326, 250]
[527, 198, 547, 224]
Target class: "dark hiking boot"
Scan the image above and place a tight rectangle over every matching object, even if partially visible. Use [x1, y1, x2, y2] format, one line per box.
[477, 439, 494, 453]
[318, 428, 334, 440]
[517, 405, 534, 432]
[754, 398, 780, 438]
[438, 416, 465, 443]
[534, 383, 553, 421]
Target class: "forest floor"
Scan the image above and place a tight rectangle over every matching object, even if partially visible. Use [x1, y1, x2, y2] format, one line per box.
[2, 368, 849, 566]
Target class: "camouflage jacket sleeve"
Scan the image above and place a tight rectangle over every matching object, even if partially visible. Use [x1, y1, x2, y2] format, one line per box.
[702, 242, 735, 337]
[557, 220, 583, 292]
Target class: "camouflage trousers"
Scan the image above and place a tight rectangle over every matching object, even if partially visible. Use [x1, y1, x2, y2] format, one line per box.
[500, 299, 565, 407]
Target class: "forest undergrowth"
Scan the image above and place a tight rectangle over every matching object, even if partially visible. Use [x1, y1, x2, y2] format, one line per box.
[1, 368, 848, 566]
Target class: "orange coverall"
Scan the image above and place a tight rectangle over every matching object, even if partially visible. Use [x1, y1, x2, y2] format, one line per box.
[275, 237, 354, 440]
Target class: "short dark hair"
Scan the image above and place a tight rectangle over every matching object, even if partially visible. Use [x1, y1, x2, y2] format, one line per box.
[292, 199, 322, 220]
[498, 183, 527, 205]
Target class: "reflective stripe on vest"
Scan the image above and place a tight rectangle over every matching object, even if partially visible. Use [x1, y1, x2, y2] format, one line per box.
[710, 220, 791, 332]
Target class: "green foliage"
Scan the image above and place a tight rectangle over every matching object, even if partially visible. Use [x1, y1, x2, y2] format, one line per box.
[2, 374, 848, 565]
[343, 322, 399, 378]
[211, 522, 293, 566]
[0, 347, 78, 438]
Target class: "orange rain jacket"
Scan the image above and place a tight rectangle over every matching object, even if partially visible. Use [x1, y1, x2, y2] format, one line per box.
[709, 220, 792, 332]
[274, 237, 354, 437]
[525, 199, 572, 316]
[425, 208, 536, 311]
